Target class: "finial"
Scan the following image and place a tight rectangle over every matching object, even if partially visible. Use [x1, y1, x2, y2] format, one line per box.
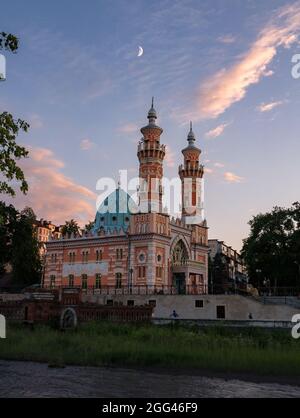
[147, 97, 157, 122]
[187, 121, 195, 144]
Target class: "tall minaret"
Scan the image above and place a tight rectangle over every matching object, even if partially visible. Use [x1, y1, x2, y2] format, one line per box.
[137, 99, 165, 213]
[179, 122, 204, 224]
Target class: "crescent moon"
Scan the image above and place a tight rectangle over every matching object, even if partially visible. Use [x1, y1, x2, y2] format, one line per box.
[137, 46, 143, 57]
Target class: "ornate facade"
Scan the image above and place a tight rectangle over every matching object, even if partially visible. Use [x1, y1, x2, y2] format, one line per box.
[44, 101, 209, 294]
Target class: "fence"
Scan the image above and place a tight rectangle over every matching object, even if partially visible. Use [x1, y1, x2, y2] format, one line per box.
[43, 284, 209, 296]
[256, 287, 300, 297]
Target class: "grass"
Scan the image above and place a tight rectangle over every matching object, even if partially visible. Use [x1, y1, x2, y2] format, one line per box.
[0, 322, 300, 377]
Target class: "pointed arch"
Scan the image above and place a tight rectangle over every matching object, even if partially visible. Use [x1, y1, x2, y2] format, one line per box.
[170, 235, 190, 266]
[170, 235, 191, 259]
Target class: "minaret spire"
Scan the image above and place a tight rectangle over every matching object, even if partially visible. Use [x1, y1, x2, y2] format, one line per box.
[138, 100, 165, 213]
[187, 121, 196, 145]
[179, 123, 204, 224]
[147, 96, 158, 125]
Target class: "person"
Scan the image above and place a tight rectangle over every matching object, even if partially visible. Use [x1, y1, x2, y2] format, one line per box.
[248, 313, 253, 320]
[170, 310, 179, 318]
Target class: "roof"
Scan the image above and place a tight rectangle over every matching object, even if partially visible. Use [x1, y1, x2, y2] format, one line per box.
[92, 188, 137, 234]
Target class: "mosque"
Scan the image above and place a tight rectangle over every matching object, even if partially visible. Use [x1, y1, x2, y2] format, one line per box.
[43, 101, 209, 295]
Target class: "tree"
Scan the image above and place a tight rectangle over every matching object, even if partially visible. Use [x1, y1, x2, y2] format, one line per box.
[0, 32, 18, 53]
[209, 253, 230, 294]
[21, 206, 36, 222]
[11, 209, 42, 285]
[241, 203, 300, 289]
[0, 32, 29, 196]
[84, 221, 94, 232]
[0, 204, 41, 285]
[61, 219, 80, 237]
[0, 201, 18, 275]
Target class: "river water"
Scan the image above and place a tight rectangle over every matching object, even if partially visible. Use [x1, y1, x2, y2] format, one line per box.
[0, 360, 300, 398]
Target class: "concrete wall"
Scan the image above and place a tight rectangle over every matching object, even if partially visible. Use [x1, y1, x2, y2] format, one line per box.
[83, 294, 300, 322]
[0, 293, 25, 302]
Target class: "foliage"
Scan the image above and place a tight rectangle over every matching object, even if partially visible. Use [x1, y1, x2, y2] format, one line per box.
[241, 202, 300, 288]
[0, 203, 41, 285]
[0, 32, 18, 53]
[61, 219, 80, 236]
[10, 207, 42, 285]
[20, 206, 37, 222]
[0, 33, 29, 196]
[209, 253, 230, 293]
[0, 201, 18, 274]
[84, 221, 94, 232]
[0, 112, 29, 196]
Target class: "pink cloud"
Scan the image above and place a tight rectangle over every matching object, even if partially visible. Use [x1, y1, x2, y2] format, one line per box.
[117, 123, 138, 134]
[257, 100, 283, 112]
[204, 167, 214, 174]
[218, 34, 236, 44]
[224, 171, 244, 183]
[196, 2, 300, 119]
[205, 123, 229, 139]
[80, 138, 95, 150]
[6, 146, 96, 225]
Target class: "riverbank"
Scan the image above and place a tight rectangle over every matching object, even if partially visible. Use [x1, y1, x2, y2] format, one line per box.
[0, 322, 300, 381]
[2, 360, 300, 398]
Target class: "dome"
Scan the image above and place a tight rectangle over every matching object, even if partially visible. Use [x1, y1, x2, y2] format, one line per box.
[182, 122, 201, 154]
[92, 188, 137, 234]
[141, 97, 163, 134]
[148, 105, 157, 119]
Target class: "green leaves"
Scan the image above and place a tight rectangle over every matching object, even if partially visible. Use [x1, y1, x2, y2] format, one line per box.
[0, 203, 41, 285]
[242, 203, 300, 288]
[0, 32, 29, 197]
[0, 32, 18, 53]
[0, 112, 29, 196]
[61, 219, 81, 237]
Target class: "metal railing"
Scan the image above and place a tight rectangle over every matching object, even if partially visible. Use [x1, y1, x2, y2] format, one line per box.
[255, 287, 300, 297]
[43, 284, 209, 296]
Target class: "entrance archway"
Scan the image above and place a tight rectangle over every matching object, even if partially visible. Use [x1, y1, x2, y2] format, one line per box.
[171, 239, 189, 294]
[60, 307, 78, 329]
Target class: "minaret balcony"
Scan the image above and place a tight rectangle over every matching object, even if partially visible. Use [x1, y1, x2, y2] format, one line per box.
[179, 164, 204, 177]
[138, 142, 166, 153]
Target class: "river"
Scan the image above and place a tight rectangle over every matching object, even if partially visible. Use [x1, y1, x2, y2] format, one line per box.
[0, 360, 300, 398]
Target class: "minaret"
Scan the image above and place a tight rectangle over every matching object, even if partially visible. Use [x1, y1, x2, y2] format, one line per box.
[137, 98, 165, 213]
[179, 122, 204, 224]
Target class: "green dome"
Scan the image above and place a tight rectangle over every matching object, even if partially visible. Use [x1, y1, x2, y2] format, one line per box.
[92, 188, 137, 234]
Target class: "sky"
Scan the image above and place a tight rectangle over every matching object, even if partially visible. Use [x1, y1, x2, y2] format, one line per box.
[1, 0, 300, 251]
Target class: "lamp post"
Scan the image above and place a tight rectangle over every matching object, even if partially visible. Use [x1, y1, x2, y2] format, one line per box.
[294, 261, 300, 294]
[129, 268, 133, 295]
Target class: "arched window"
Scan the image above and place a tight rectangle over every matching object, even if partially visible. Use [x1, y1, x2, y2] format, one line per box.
[69, 274, 74, 287]
[96, 249, 102, 261]
[81, 274, 88, 289]
[95, 274, 101, 289]
[171, 240, 188, 266]
[115, 273, 122, 289]
[50, 275, 56, 288]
